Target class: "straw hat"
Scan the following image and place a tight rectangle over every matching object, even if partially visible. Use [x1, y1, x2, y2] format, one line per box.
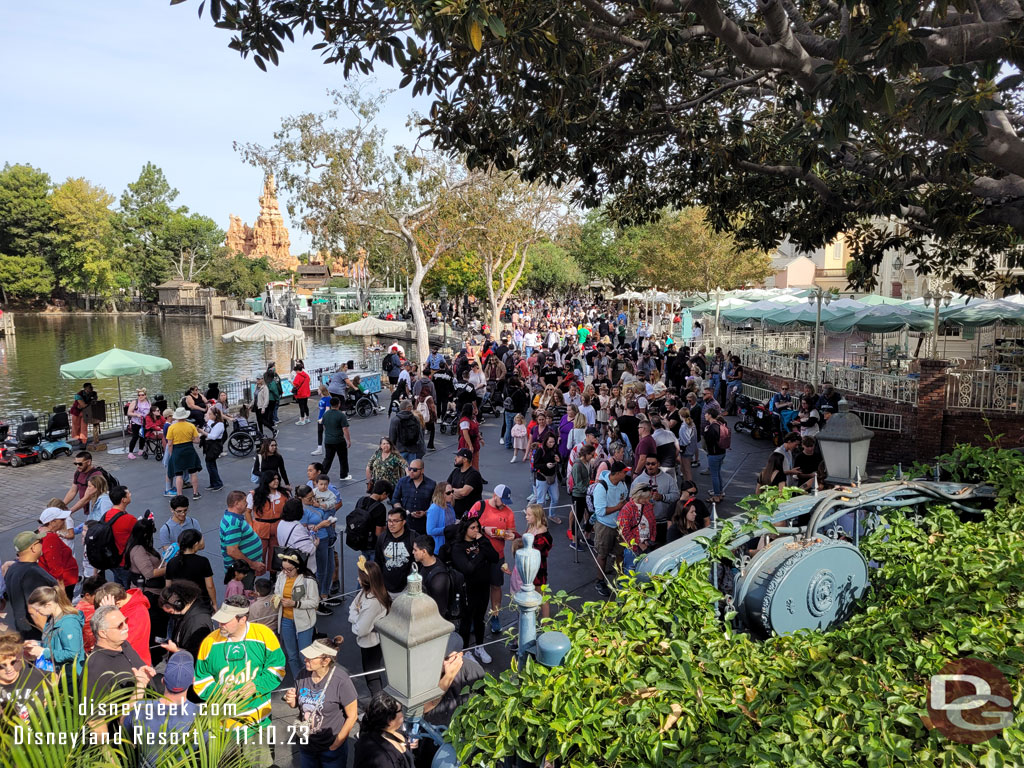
[172, 407, 190, 421]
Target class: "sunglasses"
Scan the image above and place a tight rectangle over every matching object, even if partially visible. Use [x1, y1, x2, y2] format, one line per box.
[74, 462, 86, 467]
[445, 490, 454, 495]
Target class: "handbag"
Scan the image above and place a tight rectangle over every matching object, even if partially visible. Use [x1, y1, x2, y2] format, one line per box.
[272, 525, 308, 571]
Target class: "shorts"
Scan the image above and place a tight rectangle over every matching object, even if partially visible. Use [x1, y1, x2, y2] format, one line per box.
[489, 557, 506, 587]
[388, 376, 399, 386]
[594, 522, 622, 560]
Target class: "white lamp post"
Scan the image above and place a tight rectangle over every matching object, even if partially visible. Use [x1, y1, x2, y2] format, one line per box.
[816, 399, 874, 485]
[807, 287, 833, 386]
[713, 286, 723, 346]
[374, 566, 456, 712]
[922, 289, 953, 357]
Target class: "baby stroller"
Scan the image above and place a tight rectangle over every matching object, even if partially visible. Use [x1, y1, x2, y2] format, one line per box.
[479, 380, 503, 418]
[733, 395, 774, 440]
[38, 406, 74, 460]
[0, 415, 42, 467]
[437, 401, 462, 434]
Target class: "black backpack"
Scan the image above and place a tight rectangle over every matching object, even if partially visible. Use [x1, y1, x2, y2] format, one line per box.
[85, 510, 129, 571]
[442, 563, 467, 623]
[399, 415, 420, 447]
[345, 497, 380, 552]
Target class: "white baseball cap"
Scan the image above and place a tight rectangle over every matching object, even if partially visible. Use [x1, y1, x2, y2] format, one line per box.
[39, 507, 71, 525]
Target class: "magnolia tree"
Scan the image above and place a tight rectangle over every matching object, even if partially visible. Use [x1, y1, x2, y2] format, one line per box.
[188, 0, 1024, 293]
[235, 89, 484, 363]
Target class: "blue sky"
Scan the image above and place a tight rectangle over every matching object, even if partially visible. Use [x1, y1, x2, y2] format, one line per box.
[1, 2, 428, 251]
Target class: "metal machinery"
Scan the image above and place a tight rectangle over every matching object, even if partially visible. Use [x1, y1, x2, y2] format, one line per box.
[636, 479, 996, 638]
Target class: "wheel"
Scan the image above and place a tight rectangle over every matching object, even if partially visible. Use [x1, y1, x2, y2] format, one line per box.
[228, 433, 254, 458]
[40, 449, 52, 461]
[356, 399, 374, 418]
[154, 445, 164, 461]
[10, 456, 21, 468]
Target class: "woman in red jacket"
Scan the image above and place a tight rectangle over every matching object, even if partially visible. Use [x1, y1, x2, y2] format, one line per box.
[291, 362, 312, 426]
[37, 507, 78, 601]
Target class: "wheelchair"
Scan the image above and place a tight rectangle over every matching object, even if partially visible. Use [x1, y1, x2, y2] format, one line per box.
[227, 420, 262, 458]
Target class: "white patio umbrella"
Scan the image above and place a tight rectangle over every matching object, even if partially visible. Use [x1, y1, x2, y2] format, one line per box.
[221, 320, 304, 364]
[332, 317, 408, 336]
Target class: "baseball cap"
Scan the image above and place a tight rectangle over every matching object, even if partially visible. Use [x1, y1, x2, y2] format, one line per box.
[163, 651, 195, 693]
[493, 484, 512, 505]
[39, 507, 71, 525]
[610, 461, 628, 474]
[212, 601, 250, 623]
[455, 448, 473, 459]
[13, 531, 45, 552]
[300, 640, 338, 659]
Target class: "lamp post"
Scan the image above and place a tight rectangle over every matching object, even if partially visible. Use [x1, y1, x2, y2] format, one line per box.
[816, 399, 874, 485]
[807, 286, 833, 386]
[923, 288, 952, 358]
[374, 566, 456, 713]
[439, 285, 449, 353]
[713, 286, 723, 346]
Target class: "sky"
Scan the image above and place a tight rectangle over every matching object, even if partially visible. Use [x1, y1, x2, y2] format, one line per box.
[1, 2, 429, 251]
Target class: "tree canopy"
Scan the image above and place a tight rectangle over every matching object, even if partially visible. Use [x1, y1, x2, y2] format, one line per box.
[187, 0, 1024, 293]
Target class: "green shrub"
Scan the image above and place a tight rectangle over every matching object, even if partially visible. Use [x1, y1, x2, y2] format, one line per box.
[450, 447, 1024, 766]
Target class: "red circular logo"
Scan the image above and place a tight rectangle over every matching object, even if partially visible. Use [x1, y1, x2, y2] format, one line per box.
[924, 658, 1013, 744]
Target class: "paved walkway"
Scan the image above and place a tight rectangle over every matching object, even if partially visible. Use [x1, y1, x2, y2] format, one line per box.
[0, 398, 776, 766]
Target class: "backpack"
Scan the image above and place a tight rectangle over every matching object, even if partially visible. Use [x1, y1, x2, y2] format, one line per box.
[584, 479, 609, 516]
[345, 497, 380, 552]
[441, 564, 467, 623]
[399, 415, 420, 447]
[718, 422, 732, 450]
[86, 465, 118, 491]
[84, 510, 129, 571]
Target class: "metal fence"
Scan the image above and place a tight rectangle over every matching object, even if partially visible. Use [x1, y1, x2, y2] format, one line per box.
[738, 382, 902, 431]
[946, 369, 1024, 413]
[704, 330, 812, 355]
[737, 348, 919, 405]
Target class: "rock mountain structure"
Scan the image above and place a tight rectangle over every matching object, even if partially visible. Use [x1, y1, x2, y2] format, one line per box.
[225, 175, 297, 271]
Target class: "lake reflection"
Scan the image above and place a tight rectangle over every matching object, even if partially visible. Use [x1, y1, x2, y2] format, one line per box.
[0, 314, 365, 417]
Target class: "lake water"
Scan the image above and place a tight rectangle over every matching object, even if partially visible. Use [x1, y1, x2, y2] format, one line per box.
[0, 314, 365, 419]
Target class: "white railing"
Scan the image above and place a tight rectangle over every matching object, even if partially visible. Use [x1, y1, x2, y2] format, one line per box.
[852, 410, 903, 432]
[946, 369, 1024, 413]
[705, 331, 812, 355]
[738, 348, 919, 404]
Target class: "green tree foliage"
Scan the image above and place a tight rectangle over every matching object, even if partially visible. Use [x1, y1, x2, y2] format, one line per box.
[422, 247, 485, 299]
[201, 253, 279, 299]
[565, 209, 637, 291]
[523, 242, 584, 295]
[192, 0, 1024, 294]
[116, 162, 178, 299]
[623, 208, 771, 297]
[449, 449, 1024, 765]
[0, 163, 53, 262]
[49, 178, 116, 301]
[0, 254, 54, 300]
[160, 210, 226, 282]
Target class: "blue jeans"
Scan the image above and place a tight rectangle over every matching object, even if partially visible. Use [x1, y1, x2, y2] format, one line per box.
[708, 453, 725, 496]
[623, 548, 638, 574]
[110, 567, 132, 588]
[280, 617, 313, 681]
[401, 451, 419, 463]
[503, 410, 517, 448]
[315, 538, 332, 596]
[299, 742, 348, 768]
[534, 478, 559, 518]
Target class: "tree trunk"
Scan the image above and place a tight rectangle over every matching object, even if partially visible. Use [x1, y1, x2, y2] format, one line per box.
[408, 259, 430, 366]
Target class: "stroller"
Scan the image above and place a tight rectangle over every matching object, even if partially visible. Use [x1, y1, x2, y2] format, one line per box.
[437, 401, 462, 434]
[38, 406, 74, 460]
[0, 415, 42, 467]
[479, 380, 504, 418]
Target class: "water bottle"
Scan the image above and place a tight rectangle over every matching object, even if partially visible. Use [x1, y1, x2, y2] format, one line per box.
[35, 656, 54, 673]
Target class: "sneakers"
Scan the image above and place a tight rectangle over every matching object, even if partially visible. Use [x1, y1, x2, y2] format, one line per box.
[489, 613, 501, 634]
[568, 540, 582, 551]
[700, 469, 710, 475]
[127, 452, 136, 460]
[295, 418, 306, 425]
[475, 646, 492, 664]
[315, 606, 333, 616]
[691, 460, 700, 468]
[206, 485, 224, 491]
[510, 457, 517, 463]
[163, 490, 177, 497]
[310, 446, 323, 455]
[594, 579, 611, 598]
[340, 474, 353, 481]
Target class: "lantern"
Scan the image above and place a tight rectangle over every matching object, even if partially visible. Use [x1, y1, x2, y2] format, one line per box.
[374, 566, 456, 711]
[816, 399, 873, 485]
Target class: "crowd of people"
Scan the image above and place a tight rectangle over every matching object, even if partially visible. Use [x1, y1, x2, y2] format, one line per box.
[0, 296, 846, 767]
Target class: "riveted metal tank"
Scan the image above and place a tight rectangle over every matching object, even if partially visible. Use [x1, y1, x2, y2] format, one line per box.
[735, 536, 868, 638]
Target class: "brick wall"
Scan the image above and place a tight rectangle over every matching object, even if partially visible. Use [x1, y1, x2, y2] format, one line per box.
[744, 359, 1023, 464]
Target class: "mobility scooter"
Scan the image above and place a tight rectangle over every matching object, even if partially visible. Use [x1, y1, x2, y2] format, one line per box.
[38, 405, 74, 460]
[0, 415, 42, 467]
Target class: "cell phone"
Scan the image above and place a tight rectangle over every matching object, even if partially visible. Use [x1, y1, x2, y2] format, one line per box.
[155, 636, 167, 645]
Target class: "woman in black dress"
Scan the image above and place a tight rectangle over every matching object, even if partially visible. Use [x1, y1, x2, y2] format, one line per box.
[449, 516, 498, 650]
[252, 437, 291, 489]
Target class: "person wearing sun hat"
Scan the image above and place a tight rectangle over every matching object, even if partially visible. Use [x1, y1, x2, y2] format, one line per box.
[5, 531, 56, 640]
[166, 407, 204, 500]
[283, 635, 358, 766]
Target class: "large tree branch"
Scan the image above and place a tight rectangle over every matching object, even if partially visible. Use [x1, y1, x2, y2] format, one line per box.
[733, 158, 840, 204]
[919, 20, 1020, 65]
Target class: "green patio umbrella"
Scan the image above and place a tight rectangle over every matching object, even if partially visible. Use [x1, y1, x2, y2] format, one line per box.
[760, 304, 849, 328]
[59, 347, 174, 454]
[688, 296, 751, 316]
[720, 300, 799, 323]
[823, 304, 933, 333]
[939, 299, 1024, 328]
[856, 295, 907, 306]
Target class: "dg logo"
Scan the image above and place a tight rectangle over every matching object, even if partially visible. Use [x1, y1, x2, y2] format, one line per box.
[923, 658, 1014, 744]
